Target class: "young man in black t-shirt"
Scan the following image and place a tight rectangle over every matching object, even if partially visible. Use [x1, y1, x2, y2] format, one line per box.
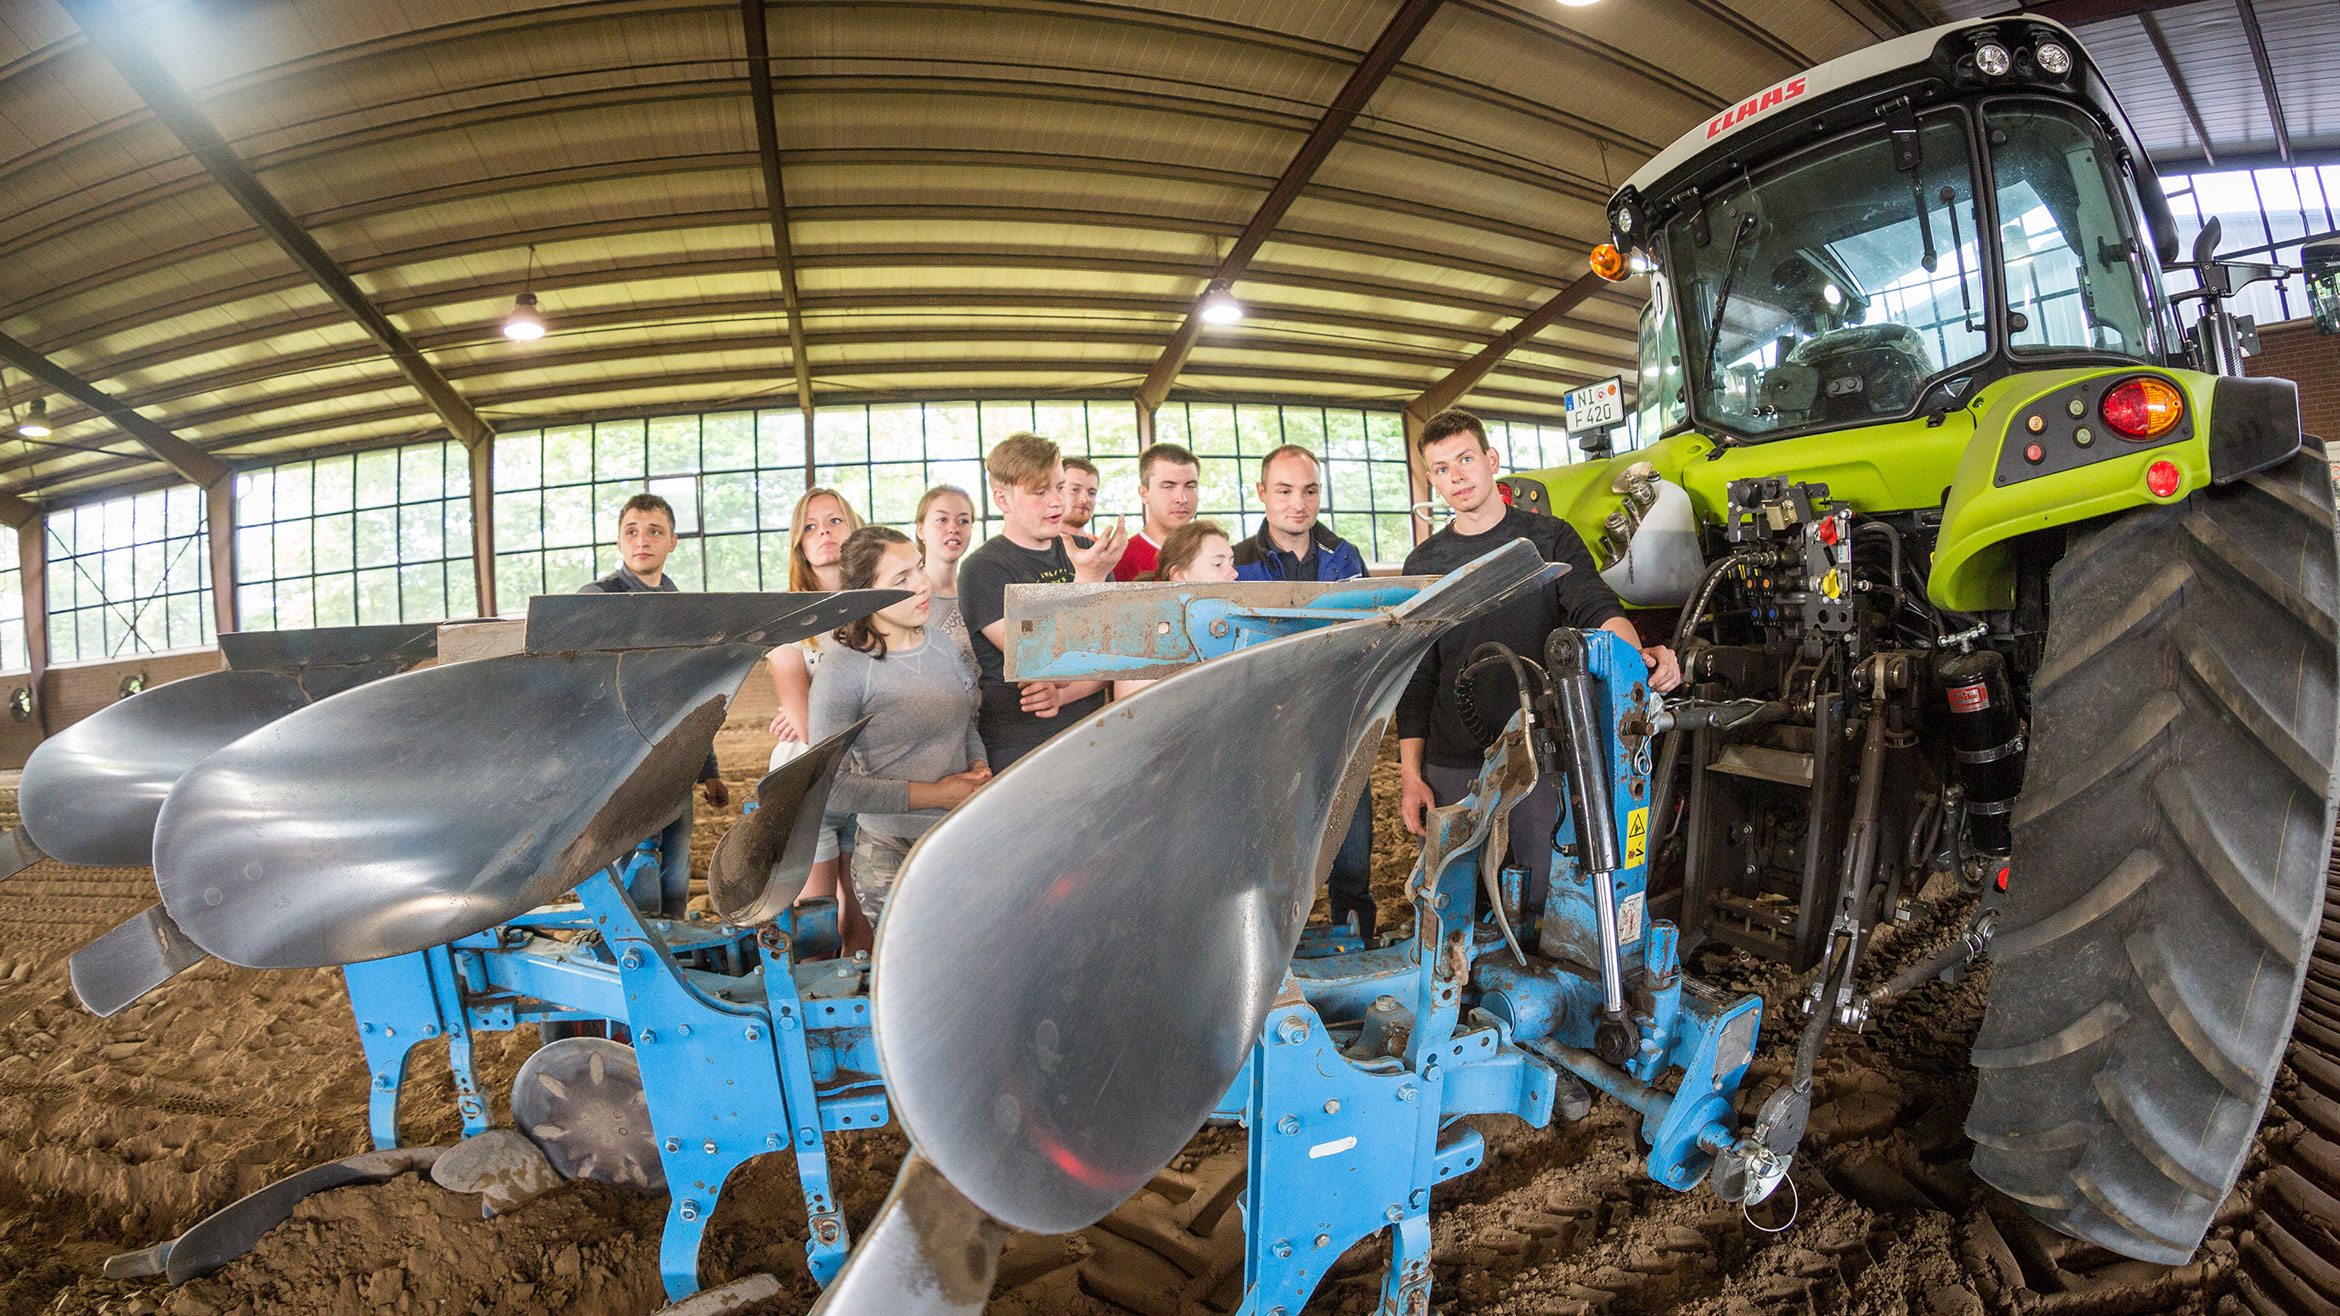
[576, 493, 731, 915]
[959, 432, 1128, 767]
[1395, 409, 1680, 911]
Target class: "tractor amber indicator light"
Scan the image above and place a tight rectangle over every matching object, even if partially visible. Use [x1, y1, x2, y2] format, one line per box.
[1590, 243, 1628, 281]
[2147, 460, 2182, 499]
[2100, 377, 2184, 440]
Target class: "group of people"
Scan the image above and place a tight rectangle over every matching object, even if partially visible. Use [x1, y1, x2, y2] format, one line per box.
[582, 408, 1679, 946]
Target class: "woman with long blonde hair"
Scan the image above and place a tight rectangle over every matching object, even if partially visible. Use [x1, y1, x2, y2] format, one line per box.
[913, 484, 979, 666]
[767, 487, 864, 929]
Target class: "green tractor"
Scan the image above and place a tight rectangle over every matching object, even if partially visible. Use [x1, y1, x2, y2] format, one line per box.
[1501, 15, 2337, 1277]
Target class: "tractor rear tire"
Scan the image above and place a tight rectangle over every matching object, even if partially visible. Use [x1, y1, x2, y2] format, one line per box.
[1966, 443, 2340, 1264]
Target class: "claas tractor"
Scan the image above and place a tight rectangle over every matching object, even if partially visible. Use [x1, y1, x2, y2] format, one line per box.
[1499, 14, 2337, 1271]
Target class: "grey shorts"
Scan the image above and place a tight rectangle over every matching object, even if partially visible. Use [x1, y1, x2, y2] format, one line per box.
[851, 829, 916, 924]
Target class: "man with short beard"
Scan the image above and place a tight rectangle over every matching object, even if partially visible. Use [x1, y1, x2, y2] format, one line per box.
[1060, 456, 1101, 534]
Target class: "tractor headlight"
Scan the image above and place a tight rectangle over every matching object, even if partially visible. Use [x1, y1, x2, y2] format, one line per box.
[1975, 42, 2012, 77]
[2035, 42, 2071, 76]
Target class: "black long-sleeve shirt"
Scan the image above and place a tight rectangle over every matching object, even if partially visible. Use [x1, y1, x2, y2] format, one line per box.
[1397, 506, 1626, 769]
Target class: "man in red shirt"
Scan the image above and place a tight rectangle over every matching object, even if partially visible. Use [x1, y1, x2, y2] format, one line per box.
[1111, 442, 1201, 581]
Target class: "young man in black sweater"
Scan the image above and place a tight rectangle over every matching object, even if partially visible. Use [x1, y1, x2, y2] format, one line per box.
[1395, 409, 1680, 912]
[577, 493, 731, 916]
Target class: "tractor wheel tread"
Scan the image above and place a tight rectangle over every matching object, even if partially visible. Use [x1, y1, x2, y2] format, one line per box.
[2031, 562, 2186, 695]
[1988, 850, 2158, 961]
[2151, 773, 2314, 958]
[1969, 448, 2340, 1263]
[2127, 926, 2270, 1097]
[1970, 998, 2127, 1068]
[2184, 507, 2337, 640]
[2072, 1170, 2195, 1261]
[2008, 691, 2177, 829]
[2089, 1069, 2227, 1200]
[2174, 625, 2329, 793]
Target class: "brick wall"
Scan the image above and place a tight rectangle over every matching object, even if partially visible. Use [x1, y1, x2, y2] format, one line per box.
[0, 649, 227, 771]
[2246, 317, 2340, 441]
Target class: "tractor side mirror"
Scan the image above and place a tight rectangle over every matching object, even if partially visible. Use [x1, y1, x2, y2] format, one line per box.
[2190, 216, 2223, 267]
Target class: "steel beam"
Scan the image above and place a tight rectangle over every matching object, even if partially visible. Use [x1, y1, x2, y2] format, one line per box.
[469, 441, 496, 617]
[741, 0, 816, 464]
[0, 329, 228, 488]
[1828, 0, 1929, 38]
[35, 251, 1640, 422]
[2138, 11, 2216, 168]
[13, 356, 1578, 501]
[2019, 0, 2186, 23]
[206, 480, 236, 634]
[59, 0, 495, 450]
[1406, 272, 1609, 426]
[25, 291, 1634, 436]
[18, 200, 1611, 343]
[19, 518, 48, 735]
[12, 328, 1603, 463]
[2231, 0, 2291, 164]
[1136, 0, 1448, 418]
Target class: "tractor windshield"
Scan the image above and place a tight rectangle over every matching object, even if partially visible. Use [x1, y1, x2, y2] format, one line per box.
[1986, 100, 2164, 360]
[1666, 109, 1989, 439]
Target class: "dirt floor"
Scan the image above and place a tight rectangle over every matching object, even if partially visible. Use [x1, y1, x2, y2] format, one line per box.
[0, 715, 2331, 1316]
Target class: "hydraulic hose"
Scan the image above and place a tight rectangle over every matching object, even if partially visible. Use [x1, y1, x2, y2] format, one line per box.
[1454, 642, 1548, 754]
[1670, 552, 1745, 654]
[1646, 725, 1687, 858]
[1647, 552, 1755, 860]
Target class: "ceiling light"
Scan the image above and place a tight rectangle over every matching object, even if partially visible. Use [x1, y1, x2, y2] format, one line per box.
[15, 398, 49, 439]
[1199, 281, 1243, 325]
[1553, 0, 1601, 6]
[503, 291, 546, 342]
[502, 242, 547, 342]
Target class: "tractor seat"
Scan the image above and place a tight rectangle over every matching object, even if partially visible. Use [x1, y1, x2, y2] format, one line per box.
[1785, 323, 1936, 422]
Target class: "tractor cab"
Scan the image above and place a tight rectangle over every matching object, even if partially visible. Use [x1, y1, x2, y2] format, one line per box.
[1611, 17, 2182, 449]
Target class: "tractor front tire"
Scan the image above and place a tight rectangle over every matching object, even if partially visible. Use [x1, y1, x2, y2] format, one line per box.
[1966, 444, 2340, 1263]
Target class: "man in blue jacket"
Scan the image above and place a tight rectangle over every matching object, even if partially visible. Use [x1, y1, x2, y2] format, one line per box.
[1234, 444, 1377, 937]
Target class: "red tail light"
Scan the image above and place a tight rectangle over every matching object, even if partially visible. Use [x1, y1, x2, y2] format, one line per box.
[2100, 377, 2184, 439]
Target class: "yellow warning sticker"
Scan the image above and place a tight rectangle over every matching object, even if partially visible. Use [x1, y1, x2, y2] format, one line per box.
[1623, 807, 1649, 868]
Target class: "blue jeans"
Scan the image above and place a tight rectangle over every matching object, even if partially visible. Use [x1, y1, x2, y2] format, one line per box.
[630, 799, 694, 919]
[1328, 786, 1376, 938]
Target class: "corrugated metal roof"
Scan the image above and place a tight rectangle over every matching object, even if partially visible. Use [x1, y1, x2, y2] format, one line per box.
[1941, 1, 2335, 169]
[0, 0, 1902, 503]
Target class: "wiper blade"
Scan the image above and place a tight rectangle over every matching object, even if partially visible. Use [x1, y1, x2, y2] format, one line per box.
[1701, 211, 1760, 382]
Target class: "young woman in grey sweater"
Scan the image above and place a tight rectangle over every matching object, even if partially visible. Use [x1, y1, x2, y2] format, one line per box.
[809, 526, 990, 928]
